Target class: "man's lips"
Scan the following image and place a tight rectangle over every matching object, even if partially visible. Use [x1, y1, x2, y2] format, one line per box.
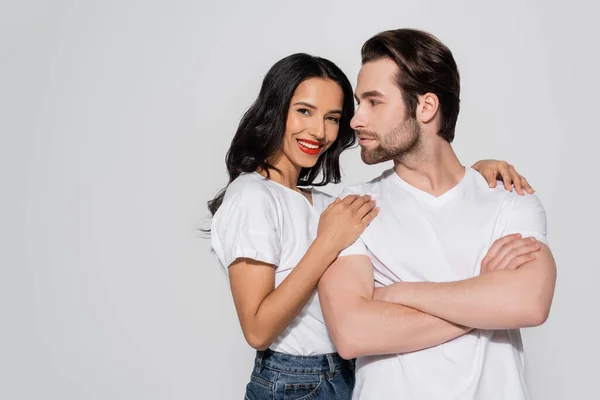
[358, 137, 376, 145]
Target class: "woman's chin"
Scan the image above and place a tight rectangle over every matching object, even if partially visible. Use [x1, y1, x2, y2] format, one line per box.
[296, 157, 320, 169]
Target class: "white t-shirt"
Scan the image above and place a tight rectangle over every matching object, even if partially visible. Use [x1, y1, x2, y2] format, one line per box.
[339, 167, 549, 400]
[211, 172, 336, 355]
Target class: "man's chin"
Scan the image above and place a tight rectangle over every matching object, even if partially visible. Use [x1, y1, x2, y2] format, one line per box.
[360, 149, 386, 165]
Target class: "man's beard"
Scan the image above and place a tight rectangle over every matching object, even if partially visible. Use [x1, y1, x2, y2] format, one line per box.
[358, 117, 421, 165]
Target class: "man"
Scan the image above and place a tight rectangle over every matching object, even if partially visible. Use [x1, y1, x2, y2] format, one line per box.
[318, 29, 556, 400]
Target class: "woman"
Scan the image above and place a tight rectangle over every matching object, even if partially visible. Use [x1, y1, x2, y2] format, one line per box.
[208, 53, 532, 400]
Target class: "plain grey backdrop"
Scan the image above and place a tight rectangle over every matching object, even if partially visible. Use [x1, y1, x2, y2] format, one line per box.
[1, 0, 598, 398]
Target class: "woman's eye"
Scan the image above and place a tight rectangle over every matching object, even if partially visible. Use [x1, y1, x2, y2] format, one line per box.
[297, 108, 310, 115]
[327, 116, 340, 124]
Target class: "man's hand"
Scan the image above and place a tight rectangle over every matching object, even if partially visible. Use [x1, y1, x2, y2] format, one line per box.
[480, 233, 541, 274]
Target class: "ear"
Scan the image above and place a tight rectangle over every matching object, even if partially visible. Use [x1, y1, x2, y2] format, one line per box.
[417, 93, 439, 124]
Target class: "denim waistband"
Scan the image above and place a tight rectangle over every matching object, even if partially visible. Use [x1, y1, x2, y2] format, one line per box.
[254, 349, 351, 375]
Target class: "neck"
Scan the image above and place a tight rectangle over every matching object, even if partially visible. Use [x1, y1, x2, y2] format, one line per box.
[394, 136, 465, 196]
[259, 152, 302, 191]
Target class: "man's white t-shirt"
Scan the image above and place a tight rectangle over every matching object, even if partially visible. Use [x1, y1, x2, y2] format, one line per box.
[339, 167, 549, 400]
[211, 172, 336, 355]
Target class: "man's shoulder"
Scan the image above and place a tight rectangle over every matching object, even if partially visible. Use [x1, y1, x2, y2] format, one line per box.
[311, 188, 335, 213]
[468, 168, 545, 210]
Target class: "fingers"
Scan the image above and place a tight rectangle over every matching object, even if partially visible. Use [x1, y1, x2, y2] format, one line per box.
[486, 237, 540, 271]
[350, 195, 372, 212]
[481, 233, 522, 269]
[482, 169, 498, 188]
[340, 194, 360, 206]
[509, 165, 525, 195]
[487, 237, 536, 270]
[522, 176, 535, 194]
[333, 195, 375, 222]
[506, 253, 536, 269]
[497, 162, 513, 191]
[356, 198, 377, 218]
[339, 194, 371, 208]
[501, 247, 539, 270]
[361, 207, 380, 227]
[493, 242, 540, 270]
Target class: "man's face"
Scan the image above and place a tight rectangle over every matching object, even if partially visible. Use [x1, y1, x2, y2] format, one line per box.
[351, 58, 421, 165]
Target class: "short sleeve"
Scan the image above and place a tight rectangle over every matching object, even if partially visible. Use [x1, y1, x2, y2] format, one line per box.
[212, 183, 281, 268]
[337, 186, 370, 257]
[339, 237, 369, 257]
[503, 194, 549, 246]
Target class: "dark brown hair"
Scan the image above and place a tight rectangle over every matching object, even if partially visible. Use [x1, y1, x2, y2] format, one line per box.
[361, 29, 460, 142]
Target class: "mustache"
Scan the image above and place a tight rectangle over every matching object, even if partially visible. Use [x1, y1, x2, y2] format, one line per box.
[356, 129, 379, 140]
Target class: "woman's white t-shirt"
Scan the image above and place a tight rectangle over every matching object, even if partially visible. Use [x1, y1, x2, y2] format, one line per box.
[211, 172, 336, 355]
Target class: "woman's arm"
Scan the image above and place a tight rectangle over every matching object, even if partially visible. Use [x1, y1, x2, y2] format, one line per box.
[229, 195, 378, 350]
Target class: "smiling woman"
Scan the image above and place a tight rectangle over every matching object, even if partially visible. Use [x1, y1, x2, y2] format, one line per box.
[206, 53, 375, 400]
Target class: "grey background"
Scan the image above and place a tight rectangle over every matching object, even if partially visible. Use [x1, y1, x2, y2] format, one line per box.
[1, 0, 598, 399]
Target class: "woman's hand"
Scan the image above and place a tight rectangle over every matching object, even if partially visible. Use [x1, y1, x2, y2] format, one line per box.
[472, 160, 534, 195]
[317, 195, 379, 253]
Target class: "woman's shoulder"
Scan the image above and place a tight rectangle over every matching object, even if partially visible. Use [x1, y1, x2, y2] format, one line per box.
[224, 172, 276, 202]
[212, 173, 280, 231]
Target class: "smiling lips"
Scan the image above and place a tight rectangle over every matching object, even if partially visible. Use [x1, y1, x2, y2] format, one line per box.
[297, 139, 323, 156]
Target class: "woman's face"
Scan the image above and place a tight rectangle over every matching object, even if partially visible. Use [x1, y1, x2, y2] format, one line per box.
[277, 77, 344, 170]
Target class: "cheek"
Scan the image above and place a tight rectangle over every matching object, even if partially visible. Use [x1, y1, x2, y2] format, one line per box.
[329, 124, 340, 141]
[380, 110, 400, 131]
[285, 112, 308, 136]
[324, 125, 340, 150]
[359, 107, 377, 127]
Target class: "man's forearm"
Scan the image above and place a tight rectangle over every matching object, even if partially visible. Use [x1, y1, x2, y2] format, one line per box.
[379, 249, 556, 330]
[319, 255, 471, 360]
[323, 295, 470, 359]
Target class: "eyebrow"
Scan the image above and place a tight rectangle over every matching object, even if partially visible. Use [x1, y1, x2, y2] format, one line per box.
[354, 90, 384, 102]
[293, 101, 342, 114]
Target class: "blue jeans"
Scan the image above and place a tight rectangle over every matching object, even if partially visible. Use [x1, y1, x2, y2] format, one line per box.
[244, 349, 355, 400]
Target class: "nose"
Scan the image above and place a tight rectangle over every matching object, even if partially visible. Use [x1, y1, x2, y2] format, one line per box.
[350, 109, 364, 130]
[312, 120, 326, 140]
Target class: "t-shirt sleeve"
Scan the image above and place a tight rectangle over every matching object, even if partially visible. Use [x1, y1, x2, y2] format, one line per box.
[215, 185, 281, 267]
[337, 186, 370, 257]
[338, 237, 369, 257]
[503, 194, 549, 246]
